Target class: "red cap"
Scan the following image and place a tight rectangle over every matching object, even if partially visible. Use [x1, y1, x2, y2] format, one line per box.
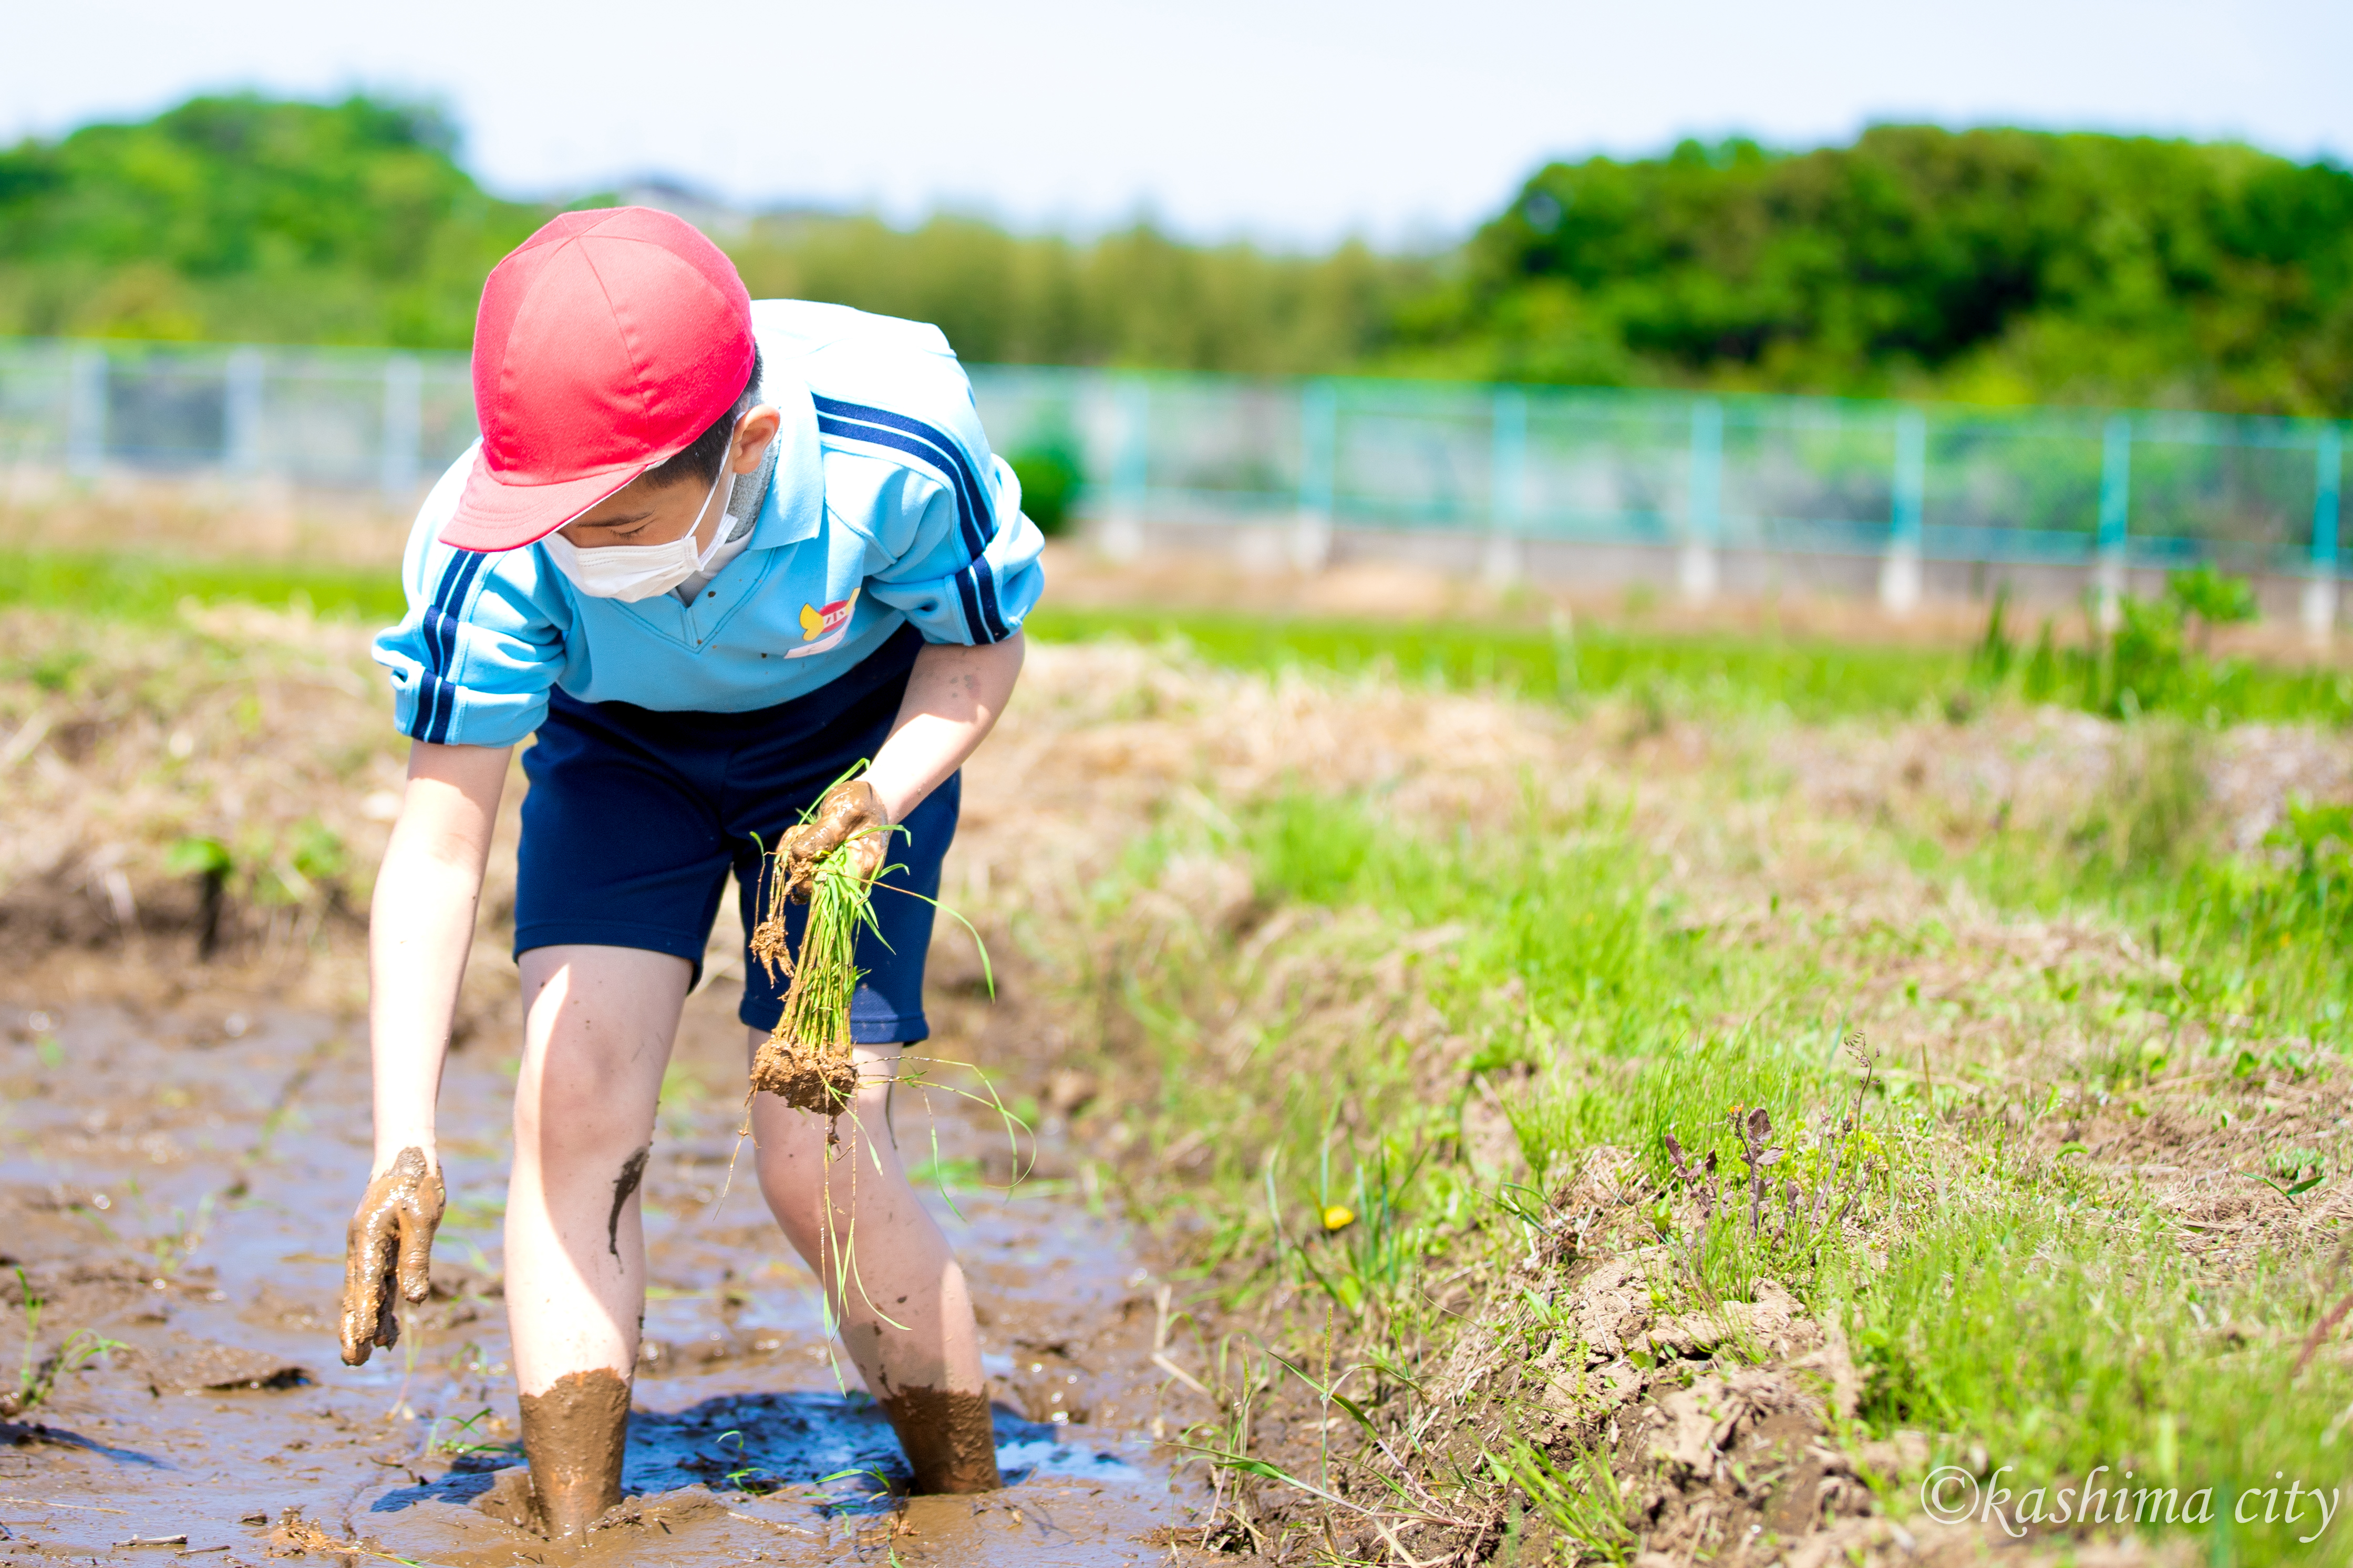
[441, 206, 755, 552]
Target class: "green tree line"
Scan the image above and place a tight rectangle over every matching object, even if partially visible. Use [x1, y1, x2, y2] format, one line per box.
[2, 94, 2348, 413]
[1412, 127, 2353, 414]
[0, 95, 542, 348]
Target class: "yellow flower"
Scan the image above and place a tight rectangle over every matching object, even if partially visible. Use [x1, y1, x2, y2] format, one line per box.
[1322, 1205, 1356, 1233]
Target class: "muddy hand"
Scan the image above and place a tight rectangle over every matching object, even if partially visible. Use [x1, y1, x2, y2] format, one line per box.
[778, 780, 890, 902]
[337, 1146, 445, 1366]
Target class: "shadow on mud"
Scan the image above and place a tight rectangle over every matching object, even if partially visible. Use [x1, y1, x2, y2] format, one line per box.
[367, 1392, 1136, 1515]
[2, 1418, 168, 1467]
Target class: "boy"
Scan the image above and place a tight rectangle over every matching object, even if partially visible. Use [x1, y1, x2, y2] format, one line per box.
[336, 206, 1041, 1537]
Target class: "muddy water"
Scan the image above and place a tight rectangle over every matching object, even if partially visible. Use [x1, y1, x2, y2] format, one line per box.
[0, 995, 1206, 1564]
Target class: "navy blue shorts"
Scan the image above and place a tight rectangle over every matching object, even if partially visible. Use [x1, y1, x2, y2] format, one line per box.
[514, 623, 953, 1042]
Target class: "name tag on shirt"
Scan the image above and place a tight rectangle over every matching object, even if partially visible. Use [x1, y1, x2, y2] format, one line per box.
[787, 588, 859, 658]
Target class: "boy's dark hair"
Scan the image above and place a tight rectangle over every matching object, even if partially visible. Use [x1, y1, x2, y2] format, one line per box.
[644, 346, 765, 489]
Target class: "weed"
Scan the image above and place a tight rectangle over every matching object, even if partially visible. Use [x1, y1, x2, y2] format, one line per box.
[2168, 563, 2261, 656]
[4, 1268, 125, 1420]
[2076, 719, 2208, 874]
[1963, 566, 2336, 726]
[1969, 586, 2017, 686]
[2258, 1147, 2326, 1207]
[424, 1407, 513, 1458]
[1490, 1439, 1634, 1562]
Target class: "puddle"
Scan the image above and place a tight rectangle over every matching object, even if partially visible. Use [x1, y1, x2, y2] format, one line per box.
[0, 992, 1206, 1564]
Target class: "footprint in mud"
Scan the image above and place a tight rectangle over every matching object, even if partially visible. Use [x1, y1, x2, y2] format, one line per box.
[363, 1393, 1160, 1564]
[0, 1002, 1206, 1565]
[369, 1393, 1136, 1513]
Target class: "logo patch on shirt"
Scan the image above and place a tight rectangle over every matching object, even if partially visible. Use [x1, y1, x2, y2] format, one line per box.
[787, 588, 859, 658]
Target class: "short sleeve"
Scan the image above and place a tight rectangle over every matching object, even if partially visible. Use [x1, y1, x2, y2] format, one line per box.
[811, 389, 1043, 646]
[371, 450, 571, 746]
[855, 451, 1043, 646]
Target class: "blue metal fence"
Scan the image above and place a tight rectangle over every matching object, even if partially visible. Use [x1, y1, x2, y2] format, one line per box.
[2, 337, 2344, 584]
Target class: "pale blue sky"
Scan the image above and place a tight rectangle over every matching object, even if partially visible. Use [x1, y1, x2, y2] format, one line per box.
[5, 0, 2347, 247]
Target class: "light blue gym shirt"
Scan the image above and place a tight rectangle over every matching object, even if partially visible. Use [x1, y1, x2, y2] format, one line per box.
[371, 300, 1045, 749]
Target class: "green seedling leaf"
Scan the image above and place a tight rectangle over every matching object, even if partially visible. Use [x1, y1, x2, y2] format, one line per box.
[166, 836, 233, 878]
[1258, 1343, 1380, 1438]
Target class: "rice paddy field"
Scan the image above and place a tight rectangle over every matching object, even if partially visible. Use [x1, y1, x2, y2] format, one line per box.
[5, 523, 2353, 1564]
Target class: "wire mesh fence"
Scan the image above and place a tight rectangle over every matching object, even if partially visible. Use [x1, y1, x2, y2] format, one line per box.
[973, 368, 2348, 581]
[0, 339, 481, 493]
[3, 337, 2343, 590]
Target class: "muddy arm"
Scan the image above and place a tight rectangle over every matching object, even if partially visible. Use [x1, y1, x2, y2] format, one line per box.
[861, 633, 1026, 824]
[367, 740, 511, 1172]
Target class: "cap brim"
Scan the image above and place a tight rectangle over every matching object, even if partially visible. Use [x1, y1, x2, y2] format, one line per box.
[438, 454, 649, 552]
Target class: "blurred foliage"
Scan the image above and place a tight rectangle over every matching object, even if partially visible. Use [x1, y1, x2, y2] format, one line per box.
[2165, 562, 2261, 651]
[1968, 566, 2353, 725]
[0, 547, 405, 622]
[0, 92, 1423, 369]
[728, 213, 1426, 372]
[0, 94, 546, 347]
[1404, 127, 2353, 414]
[1028, 600, 2353, 728]
[6, 537, 2350, 730]
[5, 96, 2351, 413]
[1005, 436, 1085, 536]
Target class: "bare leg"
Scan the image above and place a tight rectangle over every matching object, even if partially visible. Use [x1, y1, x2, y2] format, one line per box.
[504, 946, 691, 1535]
[750, 1029, 1000, 1492]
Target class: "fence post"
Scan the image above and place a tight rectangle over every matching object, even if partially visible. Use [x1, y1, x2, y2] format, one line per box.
[1680, 399, 1722, 601]
[1880, 409, 1926, 615]
[66, 346, 107, 479]
[2307, 425, 2344, 642]
[381, 353, 423, 499]
[1097, 377, 1149, 560]
[225, 347, 265, 477]
[1294, 378, 1336, 573]
[2094, 413, 2132, 630]
[1483, 387, 1527, 587]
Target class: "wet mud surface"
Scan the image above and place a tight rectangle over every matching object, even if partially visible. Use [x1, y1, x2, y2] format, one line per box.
[0, 992, 1210, 1563]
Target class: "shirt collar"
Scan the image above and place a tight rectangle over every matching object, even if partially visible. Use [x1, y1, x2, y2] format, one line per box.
[747, 375, 823, 549]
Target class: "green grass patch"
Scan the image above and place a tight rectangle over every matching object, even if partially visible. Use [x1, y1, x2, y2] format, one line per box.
[1097, 787, 1846, 1333]
[1100, 781, 2353, 1560]
[1026, 603, 2353, 728]
[0, 547, 405, 623]
[1976, 588, 2353, 728]
[1029, 605, 1972, 722]
[8, 546, 2351, 732]
[1905, 717, 2353, 1054]
[1849, 1204, 2351, 1558]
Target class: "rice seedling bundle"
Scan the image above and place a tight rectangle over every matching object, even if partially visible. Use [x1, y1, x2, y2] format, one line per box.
[747, 813, 891, 1117]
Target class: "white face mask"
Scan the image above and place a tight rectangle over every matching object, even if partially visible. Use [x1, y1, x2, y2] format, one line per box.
[541, 459, 737, 603]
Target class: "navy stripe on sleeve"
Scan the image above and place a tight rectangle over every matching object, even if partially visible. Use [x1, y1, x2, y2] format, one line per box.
[950, 562, 987, 643]
[812, 396, 1012, 642]
[812, 402, 999, 569]
[811, 395, 990, 547]
[410, 548, 487, 744]
[812, 408, 988, 560]
[964, 558, 1004, 642]
[818, 409, 1010, 642]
